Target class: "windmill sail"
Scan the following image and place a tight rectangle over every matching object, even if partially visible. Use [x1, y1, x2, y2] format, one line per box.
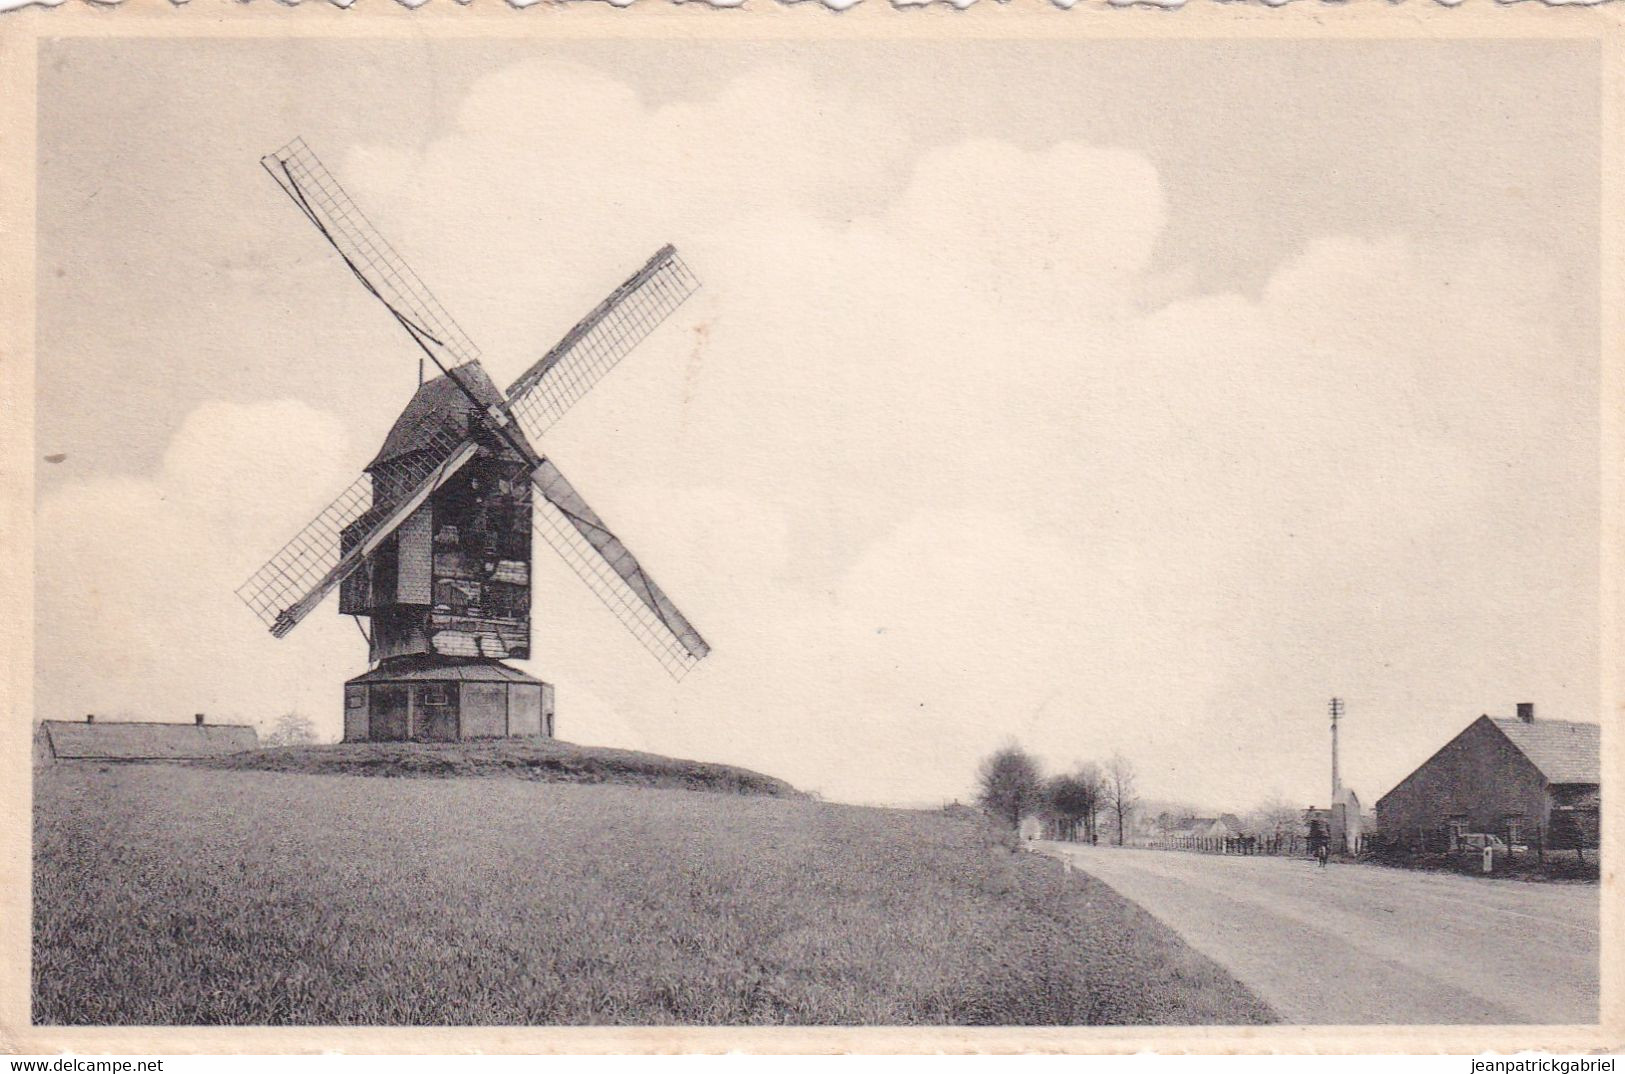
[236, 426, 478, 637]
[262, 137, 482, 369]
[531, 458, 709, 680]
[506, 246, 700, 443]
[235, 472, 373, 634]
[244, 137, 712, 679]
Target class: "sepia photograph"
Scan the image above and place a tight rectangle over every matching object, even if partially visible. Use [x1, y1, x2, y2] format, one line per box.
[2, 10, 1616, 1051]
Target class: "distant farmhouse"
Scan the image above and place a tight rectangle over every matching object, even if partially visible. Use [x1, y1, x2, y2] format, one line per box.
[1375, 703, 1599, 856]
[1174, 815, 1245, 840]
[1150, 812, 1246, 842]
[34, 714, 258, 766]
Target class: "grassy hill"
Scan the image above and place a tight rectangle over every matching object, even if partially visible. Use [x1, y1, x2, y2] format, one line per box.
[200, 738, 798, 797]
[34, 763, 1274, 1026]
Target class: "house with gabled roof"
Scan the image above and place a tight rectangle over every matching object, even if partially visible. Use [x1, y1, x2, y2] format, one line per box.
[34, 714, 258, 766]
[1162, 815, 1244, 841]
[1374, 703, 1599, 856]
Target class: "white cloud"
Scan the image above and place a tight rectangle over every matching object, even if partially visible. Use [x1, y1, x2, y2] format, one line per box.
[37, 400, 361, 734]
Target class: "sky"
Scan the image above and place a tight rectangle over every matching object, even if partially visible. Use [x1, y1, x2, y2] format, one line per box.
[34, 37, 1601, 810]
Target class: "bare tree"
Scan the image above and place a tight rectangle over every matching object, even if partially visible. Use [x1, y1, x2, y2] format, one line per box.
[976, 744, 1044, 832]
[1106, 752, 1137, 847]
[1246, 793, 1302, 841]
[264, 711, 318, 747]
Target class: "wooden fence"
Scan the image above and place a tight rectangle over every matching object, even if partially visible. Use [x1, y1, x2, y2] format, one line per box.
[1133, 833, 1374, 857]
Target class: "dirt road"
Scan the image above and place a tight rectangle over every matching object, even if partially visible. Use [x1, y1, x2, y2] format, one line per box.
[1039, 842, 1598, 1025]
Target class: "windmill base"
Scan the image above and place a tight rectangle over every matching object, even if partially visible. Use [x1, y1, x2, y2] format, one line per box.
[341, 656, 555, 743]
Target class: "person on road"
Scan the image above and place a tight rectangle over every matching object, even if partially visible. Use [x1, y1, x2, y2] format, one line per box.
[1315, 841, 1329, 869]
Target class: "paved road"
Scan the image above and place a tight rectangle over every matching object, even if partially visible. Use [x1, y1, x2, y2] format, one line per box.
[1038, 842, 1599, 1025]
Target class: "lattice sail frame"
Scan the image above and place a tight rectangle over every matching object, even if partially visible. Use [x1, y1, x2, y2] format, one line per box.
[531, 460, 710, 680]
[235, 473, 372, 631]
[263, 138, 482, 367]
[235, 423, 472, 636]
[506, 246, 700, 445]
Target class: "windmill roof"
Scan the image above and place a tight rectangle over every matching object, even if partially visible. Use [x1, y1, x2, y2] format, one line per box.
[368, 361, 529, 471]
[39, 720, 258, 761]
[1489, 717, 1600, 785]
[346, 657, 542, 685]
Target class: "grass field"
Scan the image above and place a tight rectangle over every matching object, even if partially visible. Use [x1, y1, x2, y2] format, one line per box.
[34, 764, 1274, 1026]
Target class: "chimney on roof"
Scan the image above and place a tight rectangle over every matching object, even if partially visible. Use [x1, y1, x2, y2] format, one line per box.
[195, 713, 205, 726]
[1516, 702, 1535, 723]
[86, 713, 94, 724]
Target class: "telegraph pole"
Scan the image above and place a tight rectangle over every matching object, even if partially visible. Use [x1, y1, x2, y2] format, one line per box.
[1329, 697, 1344, 802]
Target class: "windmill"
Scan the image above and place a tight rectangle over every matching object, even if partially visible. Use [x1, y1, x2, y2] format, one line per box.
[235, 138, 709, 743]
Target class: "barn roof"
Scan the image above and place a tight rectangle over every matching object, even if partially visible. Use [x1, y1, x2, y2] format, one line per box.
[39, 720, 258, 761]
[368, 361, 534, 471]
[1490, 717, 1600, 785]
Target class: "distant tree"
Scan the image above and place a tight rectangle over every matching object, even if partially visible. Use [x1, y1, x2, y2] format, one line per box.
[1066, 757, 1105, 844]
[1046, 772, 1096, 842]
[1574, 809, 1600, 864]
[264, 712, 318, 747]
[1075, 762, 1106, 845]
[1041, 776, 1067, 839]
[976, 745, 1044, 832]
[1106, 752, 1137, 847]
[1551, 805, 1600, 863]
[1304, 811, 1329, 855]
[1247, 794, 1302, 840]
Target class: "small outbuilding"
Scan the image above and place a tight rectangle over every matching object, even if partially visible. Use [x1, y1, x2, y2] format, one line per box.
[34, 714, 258, 766]
[1374, 703, 1599, 856]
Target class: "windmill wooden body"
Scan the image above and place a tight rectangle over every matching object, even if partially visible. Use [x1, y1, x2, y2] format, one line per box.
[237, 139, 710, 742]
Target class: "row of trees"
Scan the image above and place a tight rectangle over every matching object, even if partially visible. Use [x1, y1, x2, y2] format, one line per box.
[975, 744, 1138, 846]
